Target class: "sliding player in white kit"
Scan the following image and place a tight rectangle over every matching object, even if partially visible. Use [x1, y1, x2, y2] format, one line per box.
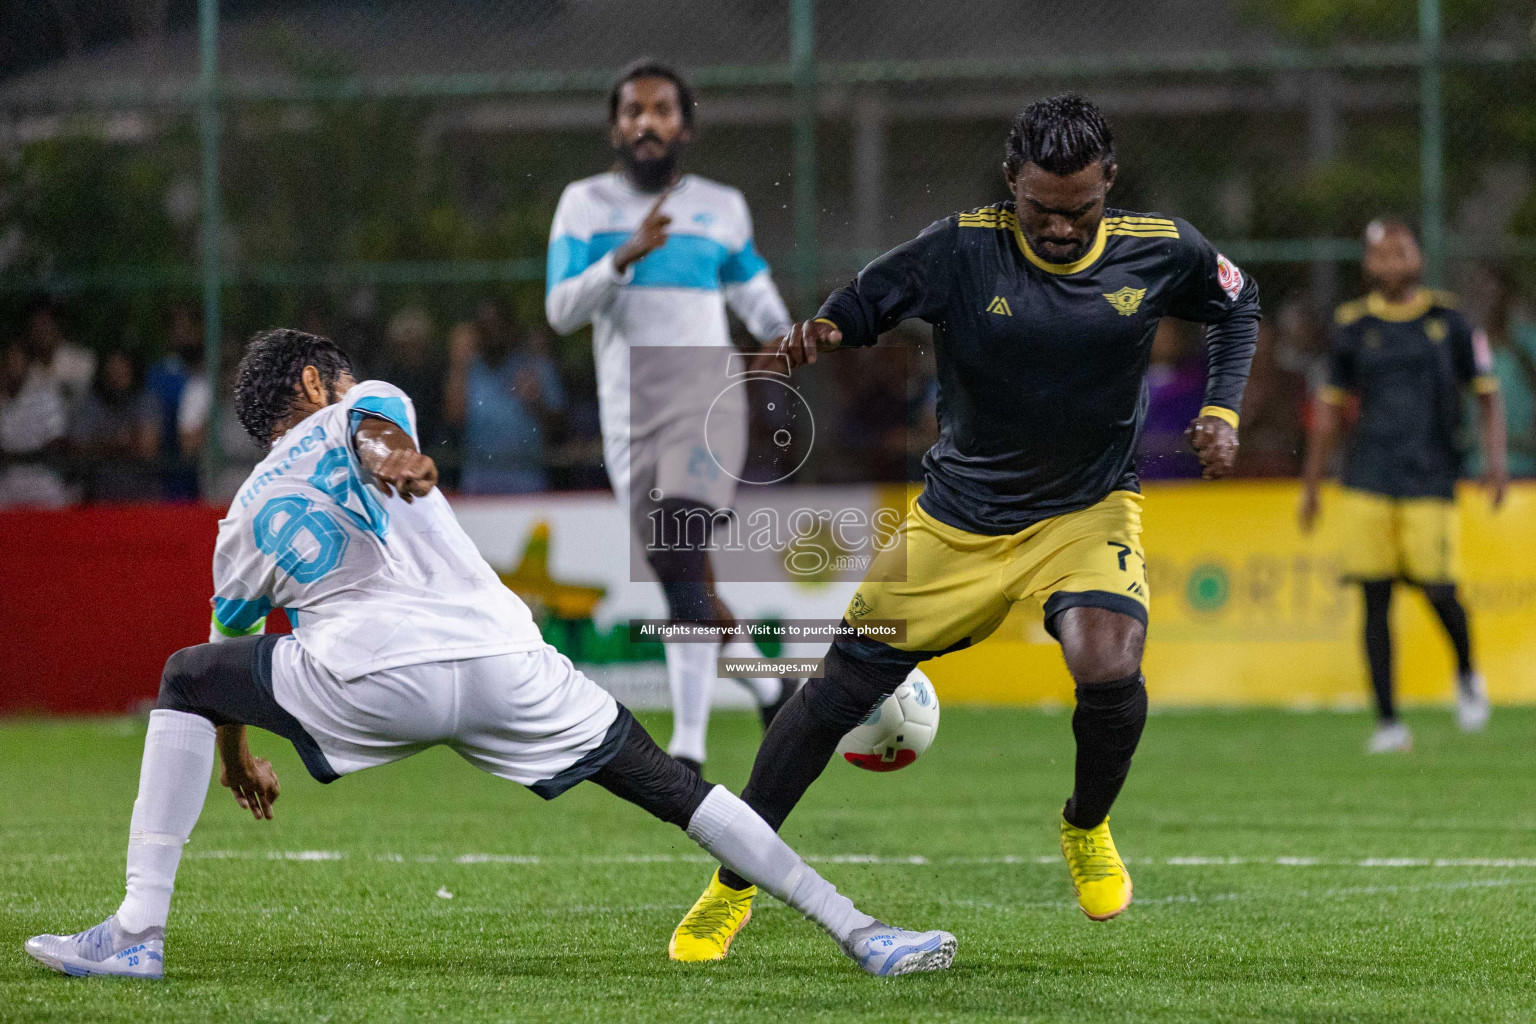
[23, 329, 955, 980]
[546, 62, 796, 777]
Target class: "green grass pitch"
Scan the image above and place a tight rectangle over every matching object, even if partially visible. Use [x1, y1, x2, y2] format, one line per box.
[3, 707, 1534, 1022]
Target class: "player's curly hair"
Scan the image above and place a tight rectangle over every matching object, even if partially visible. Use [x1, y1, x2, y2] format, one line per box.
[608, 60, 695, 127]
[1005, 94, 1116, 178]
[233, 328, 353, 447]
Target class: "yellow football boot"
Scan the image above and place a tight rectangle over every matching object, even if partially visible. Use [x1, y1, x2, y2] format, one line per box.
[1059, 815, 1132, 921]
[668, 870, 755, 962]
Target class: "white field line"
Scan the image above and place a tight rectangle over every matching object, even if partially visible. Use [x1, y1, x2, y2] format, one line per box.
[159, 850, 1536, 869]
[242, 877, 1536, 920]
[12, 848, 1536, 868]
[234, 876, 1536, 921]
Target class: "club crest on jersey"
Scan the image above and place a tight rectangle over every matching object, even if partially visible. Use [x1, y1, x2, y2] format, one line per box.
[986, 295, 1012, 316]
[1425, 318, 1448, 343]
[1216, 253, 1244, 301]
[1102, 286, 1147, 316]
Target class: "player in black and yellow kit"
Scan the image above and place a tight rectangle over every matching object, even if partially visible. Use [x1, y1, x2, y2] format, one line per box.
[1300, 219, 1507, 754]
[666, 95, 1260, 962]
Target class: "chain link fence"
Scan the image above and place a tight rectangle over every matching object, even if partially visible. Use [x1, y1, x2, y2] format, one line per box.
[1, 0, 1533, 498]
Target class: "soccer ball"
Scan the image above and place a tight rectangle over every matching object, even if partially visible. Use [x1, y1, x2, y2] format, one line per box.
[836, 668, 940, 772]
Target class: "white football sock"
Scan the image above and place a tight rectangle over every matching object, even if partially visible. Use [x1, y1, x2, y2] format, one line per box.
[665, 640, 718, 764]
[720, 637, 783, 707]
[686, 785, 875, 943]
[116, 710, 216, 933]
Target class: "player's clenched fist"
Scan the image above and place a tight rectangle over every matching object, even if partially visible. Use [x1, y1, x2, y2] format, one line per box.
[778, 318, 843, 370]
[369, 449, 438, 502]
[1186, 415, 1239, 480]
[355, 417, 439, 501]
[613, 188, 672, 272]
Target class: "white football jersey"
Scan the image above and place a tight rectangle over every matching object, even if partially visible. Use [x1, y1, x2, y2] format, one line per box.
[544, 172, 792, 449]
[209, 380, 544, 680]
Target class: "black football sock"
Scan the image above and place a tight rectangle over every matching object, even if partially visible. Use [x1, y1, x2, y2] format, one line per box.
[717, 641, 905, 891]
[1062, 672, 1147, 831]
[1421, 584, 1474, 678]
[1362, 580, 1396, 722]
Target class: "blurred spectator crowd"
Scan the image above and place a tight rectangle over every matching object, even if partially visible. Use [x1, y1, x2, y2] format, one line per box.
[4, 267, 1534, 510]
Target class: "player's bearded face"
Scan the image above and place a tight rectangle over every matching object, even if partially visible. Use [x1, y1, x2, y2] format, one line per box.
[1009, 162, 1115, 265]
[616, 130, 687, 192]
[612, 77, 690, 192]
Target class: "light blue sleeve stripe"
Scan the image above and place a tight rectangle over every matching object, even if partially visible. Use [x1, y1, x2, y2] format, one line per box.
[213, 595, 272, 634]
[349, 395, 415, 443]
[548, 231, 735, 291]
[546, 234, 593, 293]
[578, 232, 729, 290]
[720, 238, 770, 284]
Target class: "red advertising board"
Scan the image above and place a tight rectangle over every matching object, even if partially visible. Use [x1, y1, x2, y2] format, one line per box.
[0, 505, 289, 714]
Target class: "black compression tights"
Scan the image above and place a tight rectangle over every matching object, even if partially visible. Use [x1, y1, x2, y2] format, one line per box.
[1362, 580, 1474, 723]
[1362, 581, 1396, 722]
[1421, 583, 1473, 677]
[587, 710, 714, 828]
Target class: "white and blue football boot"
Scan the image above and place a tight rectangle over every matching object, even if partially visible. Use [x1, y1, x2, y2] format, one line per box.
[24, 915, 164, 979]
[840, 922, 957, 976]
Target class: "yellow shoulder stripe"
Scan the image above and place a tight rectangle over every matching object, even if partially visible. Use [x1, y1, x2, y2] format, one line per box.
[958, 208, 1017, 231]
[1103, 215, 1179, 239]
[1334, 299, 1368, 326]
[1428, 288, 1459, 309]
[1104, 215, 1176, 226]
[1106, 227, 1180, 238]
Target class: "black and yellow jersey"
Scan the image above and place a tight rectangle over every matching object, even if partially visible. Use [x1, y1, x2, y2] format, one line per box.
[816, 201, 1261, 535]
[1323, 289, 1499, 500]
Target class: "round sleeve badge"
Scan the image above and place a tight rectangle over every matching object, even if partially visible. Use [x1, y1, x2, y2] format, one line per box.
[1216, 253, 1244, 301]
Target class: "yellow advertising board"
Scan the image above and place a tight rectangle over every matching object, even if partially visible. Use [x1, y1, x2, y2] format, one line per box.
[919, 481, 1536, 707]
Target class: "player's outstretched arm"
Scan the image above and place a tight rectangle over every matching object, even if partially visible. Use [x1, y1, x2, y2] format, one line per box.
[217, 724, 280, 821]
[354, 416, 437, 502]
[778, 318, 843, 370]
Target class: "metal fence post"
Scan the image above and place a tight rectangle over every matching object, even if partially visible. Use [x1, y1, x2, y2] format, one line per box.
[1419, 0, 1445, 286]
[199, 0, 223, 475]
[790, 0, 818, 312]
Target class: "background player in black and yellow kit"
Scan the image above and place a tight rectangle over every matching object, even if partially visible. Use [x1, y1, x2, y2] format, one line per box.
[1300, 219, 1507, 754]
[666, 95, 1260, 962]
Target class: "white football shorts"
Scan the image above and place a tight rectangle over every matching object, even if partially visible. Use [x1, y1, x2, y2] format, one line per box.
[606, 396, 747, 534]
[269, 635, 621, 796]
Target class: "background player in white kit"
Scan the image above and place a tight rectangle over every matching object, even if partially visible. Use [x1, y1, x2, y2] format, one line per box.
[23, 329, 955, 980]
[546, 62, 796, 776]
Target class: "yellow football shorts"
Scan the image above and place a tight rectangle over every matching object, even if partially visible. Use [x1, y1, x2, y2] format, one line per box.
[842, 490, 1149, 665]
[1337, 488, 1460, 585]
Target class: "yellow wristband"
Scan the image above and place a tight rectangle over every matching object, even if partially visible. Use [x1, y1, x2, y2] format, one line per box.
[1198, 405, 1239, 429]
